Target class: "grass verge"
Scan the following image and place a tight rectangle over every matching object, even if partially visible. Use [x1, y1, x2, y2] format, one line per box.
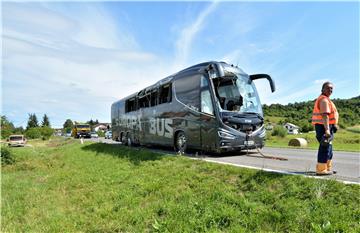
[2, 138, 360, 232]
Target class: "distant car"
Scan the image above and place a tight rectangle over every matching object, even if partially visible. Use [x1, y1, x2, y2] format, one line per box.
[90, 132, 99, 138]
[65, 132, 72, 137]
[105, 131, 112, 139]
[8, 135, 27, 147]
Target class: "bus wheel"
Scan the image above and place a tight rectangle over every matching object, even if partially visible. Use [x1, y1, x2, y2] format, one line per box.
[120, 132, 124, 143]
[126, 134, 132, 146]
[175, 131, 187, 154]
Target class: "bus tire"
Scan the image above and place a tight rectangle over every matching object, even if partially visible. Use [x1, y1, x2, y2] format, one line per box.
[126, 133, 132, 146]
[175, 131, 187, 154]
[120, 132, 124, 143]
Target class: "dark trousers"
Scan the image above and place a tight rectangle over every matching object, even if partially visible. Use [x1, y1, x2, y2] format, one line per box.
[315, 124, 335, 163]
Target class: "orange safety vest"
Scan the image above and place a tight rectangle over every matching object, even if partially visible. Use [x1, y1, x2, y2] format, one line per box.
[312, 95, 338, 125]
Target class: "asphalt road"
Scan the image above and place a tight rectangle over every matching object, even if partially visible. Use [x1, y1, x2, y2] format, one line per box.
[88, 137, 360, 184]
[203, 147, 360, 184]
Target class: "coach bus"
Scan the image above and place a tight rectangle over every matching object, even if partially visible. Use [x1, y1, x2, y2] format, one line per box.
[111, 61, 275, 153]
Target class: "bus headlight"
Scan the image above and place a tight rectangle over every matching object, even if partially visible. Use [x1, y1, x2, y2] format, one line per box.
[259, 129, 266, 138]
[218, 130, 237, 140]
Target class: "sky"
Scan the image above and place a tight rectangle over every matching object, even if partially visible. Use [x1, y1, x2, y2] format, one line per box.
[1, 1, 359, 128]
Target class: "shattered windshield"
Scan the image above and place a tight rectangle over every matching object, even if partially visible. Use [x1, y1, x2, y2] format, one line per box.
[213, 73, 262, 115]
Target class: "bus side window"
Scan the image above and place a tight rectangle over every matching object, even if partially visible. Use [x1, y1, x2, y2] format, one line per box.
[159, 84, 172, 104]
[174, 75, 200, 109]
[138, 96, 147, 108]
[125, 98, 136, 112]
[200, 77, 214, 115]
[150, 90, 158, 106]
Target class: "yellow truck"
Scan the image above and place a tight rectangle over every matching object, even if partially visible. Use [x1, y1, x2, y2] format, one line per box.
[72, 123, 91, 138]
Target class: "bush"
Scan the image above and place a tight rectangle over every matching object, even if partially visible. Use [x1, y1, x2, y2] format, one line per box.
[271, 126, 287, 137]
[1, 146, 15, 166]
[25, 127, 54, 140]
[40, 127, 54, 140]
[300, 123, 313, 133]
[98, 131, 105, 137]
[25, 127, 42, 139]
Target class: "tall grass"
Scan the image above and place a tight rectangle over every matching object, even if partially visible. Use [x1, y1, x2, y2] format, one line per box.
[2, 139, 360, 232]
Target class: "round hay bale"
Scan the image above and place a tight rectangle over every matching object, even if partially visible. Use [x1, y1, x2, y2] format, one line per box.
[288, 138, 308, 147]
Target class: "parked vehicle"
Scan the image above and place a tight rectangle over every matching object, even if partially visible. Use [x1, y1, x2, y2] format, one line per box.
[90, 132, 99, 138]
[111, 61, 275, 153]
[105, 131, 112, 139]
[8, 135, 27, 147]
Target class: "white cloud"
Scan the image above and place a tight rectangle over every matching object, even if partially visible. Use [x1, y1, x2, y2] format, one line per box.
[314, 79, 328, 84]
[174, 1, 219, 69]
[2, 3, 169, 127]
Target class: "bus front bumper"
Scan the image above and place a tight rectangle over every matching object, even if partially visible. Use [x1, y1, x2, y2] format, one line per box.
[218, 132, 266, 152]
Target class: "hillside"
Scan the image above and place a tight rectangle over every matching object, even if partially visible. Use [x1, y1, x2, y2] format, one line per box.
[263, 96, 360, 131]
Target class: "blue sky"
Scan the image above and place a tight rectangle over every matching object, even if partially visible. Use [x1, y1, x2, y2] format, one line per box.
[2, 1, 359, 128]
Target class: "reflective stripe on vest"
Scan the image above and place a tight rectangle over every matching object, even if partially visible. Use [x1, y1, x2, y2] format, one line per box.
[311, 95, 338, 125]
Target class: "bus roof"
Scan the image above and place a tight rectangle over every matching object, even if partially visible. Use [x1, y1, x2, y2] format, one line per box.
[114, 61, 246, 102]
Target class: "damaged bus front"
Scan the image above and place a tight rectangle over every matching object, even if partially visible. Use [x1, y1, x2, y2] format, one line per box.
[206, 63, 275, 152]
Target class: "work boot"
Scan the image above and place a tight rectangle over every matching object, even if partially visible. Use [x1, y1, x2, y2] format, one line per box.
[316, 163, 333, 176]
[316, 171, 334, 176]
[326, 160, 337, 174]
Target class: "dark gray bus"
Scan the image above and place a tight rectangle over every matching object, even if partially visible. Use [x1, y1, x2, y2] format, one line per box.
[111, 61, 275, 154]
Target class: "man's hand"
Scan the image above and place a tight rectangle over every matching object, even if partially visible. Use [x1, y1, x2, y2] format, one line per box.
[325, 129, 331, 138]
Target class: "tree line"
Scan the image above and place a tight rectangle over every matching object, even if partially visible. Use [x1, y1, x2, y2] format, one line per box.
[1, 114, 103, 140]
[1, 114, 54, 140]
[263, 96, 360, 132]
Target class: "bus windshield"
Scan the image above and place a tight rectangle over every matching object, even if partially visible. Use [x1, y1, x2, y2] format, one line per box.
[213, 73, 262, 115]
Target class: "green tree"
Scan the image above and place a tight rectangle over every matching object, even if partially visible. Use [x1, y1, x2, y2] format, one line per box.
[263, 96, 360, 128]
[13, 126, 25, 135]
[1, 115, 15, 139]
[26, 113, 38, 129]
[41, 114, 51, 127]
[87, 119, 100, 131]
[63, 119, 74, 133]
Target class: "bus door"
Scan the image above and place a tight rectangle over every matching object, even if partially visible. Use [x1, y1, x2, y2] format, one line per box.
[174, 73, 202, 149]
[200, 76, 218, 151]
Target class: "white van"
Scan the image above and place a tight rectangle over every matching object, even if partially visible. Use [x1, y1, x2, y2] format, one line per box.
[8, 135, 27, 147]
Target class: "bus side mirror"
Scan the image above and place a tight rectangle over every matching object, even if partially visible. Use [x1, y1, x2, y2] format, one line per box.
[249, 74, 276, 93]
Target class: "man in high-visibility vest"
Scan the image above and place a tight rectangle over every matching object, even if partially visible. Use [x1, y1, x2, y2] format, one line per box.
[312, 82, 339, 175]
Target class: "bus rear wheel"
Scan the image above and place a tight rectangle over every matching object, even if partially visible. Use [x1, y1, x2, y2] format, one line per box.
[126, 133, 132, 146]
[175, 131, 187, 154]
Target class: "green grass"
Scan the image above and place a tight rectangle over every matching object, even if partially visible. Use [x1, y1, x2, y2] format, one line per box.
[346, 125, 360, 134]
[265, 128, 360, 152]
[2, 138, 360, 232]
